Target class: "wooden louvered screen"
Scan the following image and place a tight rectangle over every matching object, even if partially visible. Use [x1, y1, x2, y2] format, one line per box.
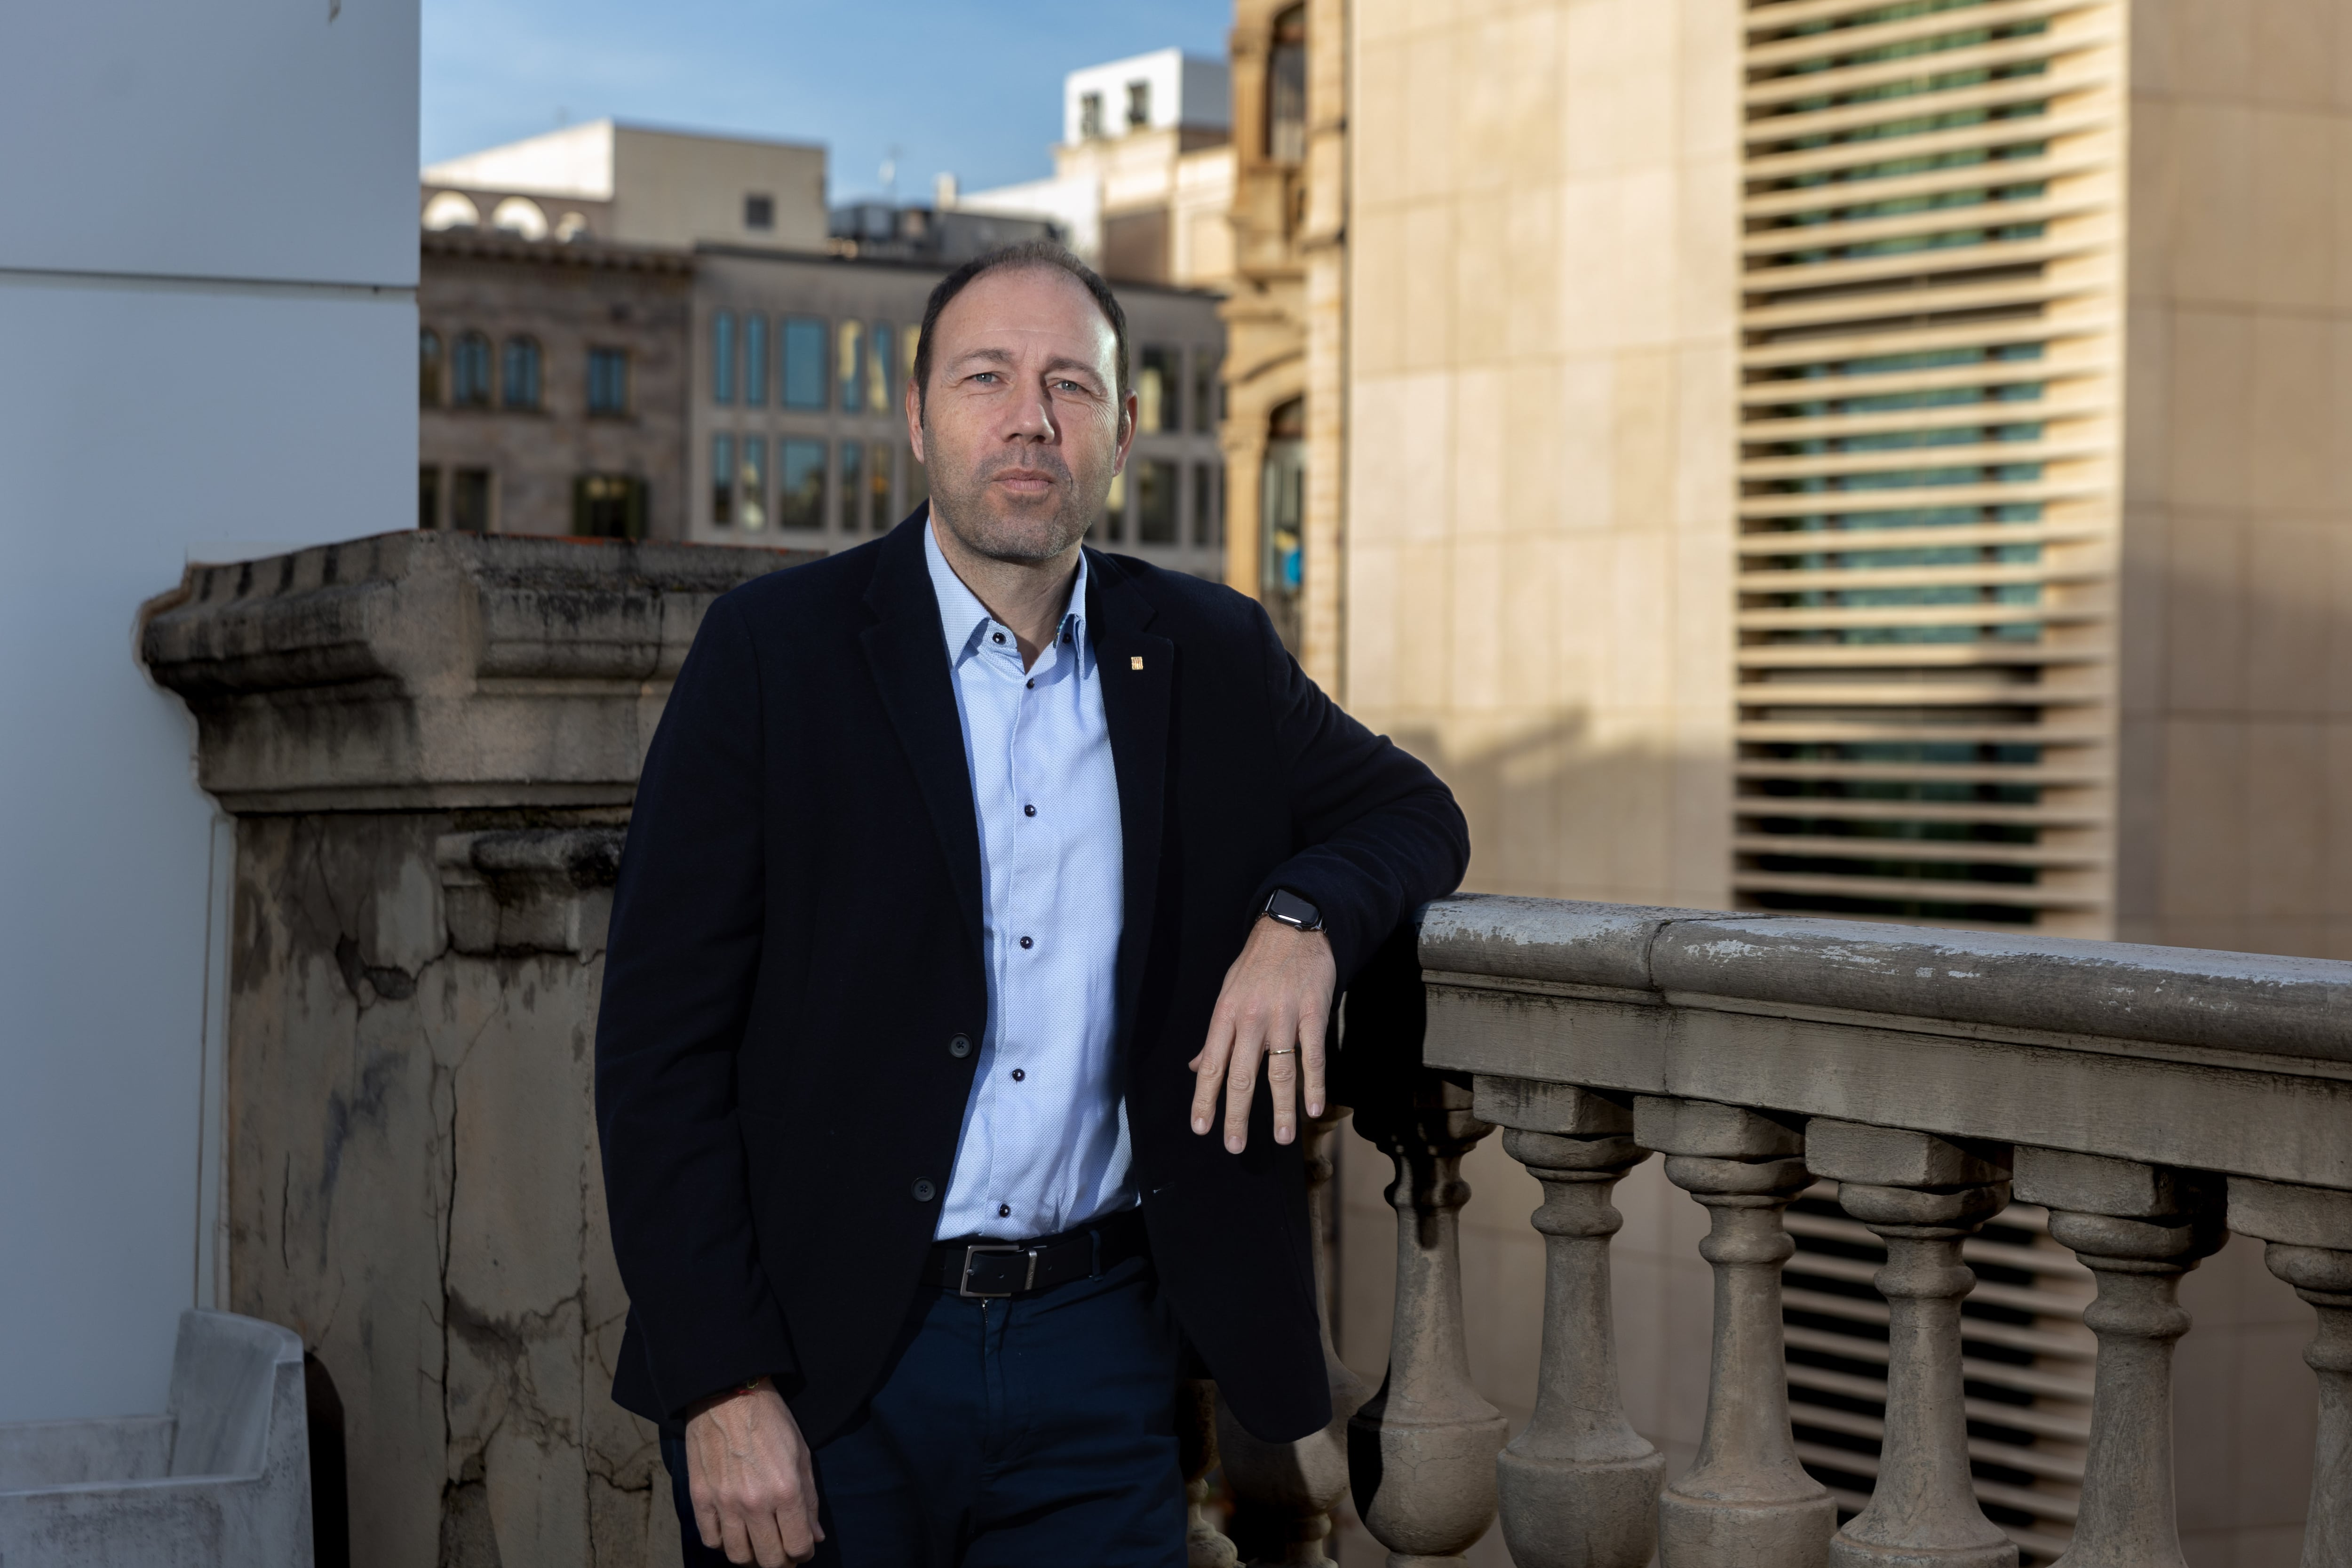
[1785, 1185, 2098, 1563]
[1734, 0, 2123, 934]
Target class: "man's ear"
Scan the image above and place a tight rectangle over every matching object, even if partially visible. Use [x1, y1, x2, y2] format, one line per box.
[904, 376, 926, 462]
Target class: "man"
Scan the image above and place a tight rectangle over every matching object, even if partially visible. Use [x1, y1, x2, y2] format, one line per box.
[596, 240, 1468, 1567]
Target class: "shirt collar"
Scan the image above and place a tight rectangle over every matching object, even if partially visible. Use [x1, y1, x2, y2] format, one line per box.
[923, 517, 1089, 662]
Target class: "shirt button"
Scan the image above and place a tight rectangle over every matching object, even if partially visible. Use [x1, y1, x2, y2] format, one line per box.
[1025, 678, 1034, 689]
[1011, 1068, 1025, 1082]
[998, 1203, 1012, 1218]
[1019, 936, 1033, 949]
[1024, 804, 1036, 818]
[991, 631, 1005, 644]
[948, 1035, 972, 1059]
[912, 1179, 936, 1202]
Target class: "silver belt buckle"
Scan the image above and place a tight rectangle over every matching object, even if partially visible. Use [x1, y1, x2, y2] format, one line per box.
[958, 1242, 1039, 1299]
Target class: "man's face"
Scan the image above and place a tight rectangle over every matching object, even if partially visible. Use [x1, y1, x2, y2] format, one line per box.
[907, 266, 1135, 564]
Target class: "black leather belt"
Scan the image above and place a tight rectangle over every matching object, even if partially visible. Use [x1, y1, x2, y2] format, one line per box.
[926, 1208, 1147, 1300]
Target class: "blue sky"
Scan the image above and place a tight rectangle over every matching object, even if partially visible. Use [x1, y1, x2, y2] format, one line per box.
[421, 0, 1231, 202]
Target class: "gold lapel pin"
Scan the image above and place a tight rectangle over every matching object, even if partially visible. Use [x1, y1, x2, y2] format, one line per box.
[1130, 655, 1144, 671]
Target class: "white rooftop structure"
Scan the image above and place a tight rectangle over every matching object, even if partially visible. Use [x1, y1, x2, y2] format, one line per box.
[1062, 50, 1230, 145]
[421, 119, 828, 252]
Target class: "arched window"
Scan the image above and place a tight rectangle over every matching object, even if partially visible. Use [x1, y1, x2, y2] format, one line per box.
[1267, 7, 1307, 164]
[491, 196, 548, 241]
[502, 337, 541, 410]
[452, 331, 493, 407]
[419, 329, 443, 406]
[421, 191, 479, 231]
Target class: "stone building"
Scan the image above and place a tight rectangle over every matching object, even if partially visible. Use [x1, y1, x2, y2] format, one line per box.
[1268, 1, 2351, 1561]
[419, 231, 694, 539]
[1219, 0, 1345, 668]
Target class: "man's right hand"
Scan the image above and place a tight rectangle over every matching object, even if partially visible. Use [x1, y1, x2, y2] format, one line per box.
[683, 1377, 823, 1565]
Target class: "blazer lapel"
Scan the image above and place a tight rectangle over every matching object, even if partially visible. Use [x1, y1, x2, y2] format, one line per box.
[861, 512, 985, 958]
[1086, 549, 1175, 1040]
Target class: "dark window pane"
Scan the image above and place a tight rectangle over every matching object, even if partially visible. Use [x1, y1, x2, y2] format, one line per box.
[1261, 400, 1306, 647]
[744, 315, 768, 406]
[839, 442, 864, 532]
[744, 192, 774, 231]
[713, 312, 737, 404]
[1268, 8, 1308, 162]
[711, 434, 734, 526]
[452, 332, 492, 406]
[588, 348, 629, 414]
[573, 474, 647, 540]
[869, 441, 894, 532]
[778, 440, 826, 530]
[1138, 347, 1177, 434]
[419, 331, 442, 406]
[837, 321, 864, 413]
[451, 468, 493, 533]
[419, 466, 441, 530]
[1137, 459, 1179, 543]
[782, 317, 826, 408]
[1192, 353, 1220, 434]
[740, 437, 768, 531]
[1104, 470, 1125, 542]
[502, 337, 540, 410]
[868, 324, 893, 413]
[1080, 91, 1104, 140]
[1193, 462, 1221, 546]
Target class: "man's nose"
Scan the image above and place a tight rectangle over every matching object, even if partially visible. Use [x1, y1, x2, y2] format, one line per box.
[1005, 388, 1055, 441]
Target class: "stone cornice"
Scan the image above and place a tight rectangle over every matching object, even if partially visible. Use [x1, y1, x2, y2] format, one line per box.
[143, 530, 816, 812]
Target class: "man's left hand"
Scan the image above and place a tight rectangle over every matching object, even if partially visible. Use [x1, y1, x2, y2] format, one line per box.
[1189, 917, 1337, 1153]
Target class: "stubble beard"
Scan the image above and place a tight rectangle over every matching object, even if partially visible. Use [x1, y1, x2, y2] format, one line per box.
[924, 425, 1112, 565]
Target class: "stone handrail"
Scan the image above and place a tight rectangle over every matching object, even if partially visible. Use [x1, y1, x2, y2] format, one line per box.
[1202, 895, 2352, 1568]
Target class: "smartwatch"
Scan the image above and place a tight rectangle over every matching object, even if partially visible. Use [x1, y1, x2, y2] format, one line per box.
[1262, 887, 1326, 933]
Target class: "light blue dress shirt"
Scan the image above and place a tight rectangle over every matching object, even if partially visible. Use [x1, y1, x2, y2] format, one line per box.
[924, 522, 1132, 1242]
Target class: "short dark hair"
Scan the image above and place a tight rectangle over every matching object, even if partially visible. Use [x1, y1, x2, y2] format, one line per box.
[910, 240, 1129, 421]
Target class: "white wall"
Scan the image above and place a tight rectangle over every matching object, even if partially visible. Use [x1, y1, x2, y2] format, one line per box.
[0, 0, 418, 1423]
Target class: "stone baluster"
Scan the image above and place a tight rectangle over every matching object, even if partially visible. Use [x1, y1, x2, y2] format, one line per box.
[1477, 1076, 1662, 1568]
[2007, 1148, 2223, 1568]
[1805, 1120, 2015, 1568]
[1180, 1377, 1241, 1568]
[1633, 1097, 1834, 1568]
[1219, 1105, 1371, 1567]
[2225, 1177, 2352, 1568]
[1347, 1075, 1507, 1566]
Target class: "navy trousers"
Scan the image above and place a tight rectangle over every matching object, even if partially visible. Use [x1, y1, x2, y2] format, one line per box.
[660, 1253, 1186, 1567]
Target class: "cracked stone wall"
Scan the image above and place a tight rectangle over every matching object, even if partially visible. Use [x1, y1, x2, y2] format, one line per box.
[225, 809, 679, 1568]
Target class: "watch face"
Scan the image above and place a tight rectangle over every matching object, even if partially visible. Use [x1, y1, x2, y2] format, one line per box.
[1268, 889, 1322, 930]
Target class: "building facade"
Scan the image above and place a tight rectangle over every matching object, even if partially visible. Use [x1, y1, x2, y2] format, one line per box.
[419, 232, 693, 540]
[1299, 1, 2348, 1562]
[1221, 0, 1347, 673]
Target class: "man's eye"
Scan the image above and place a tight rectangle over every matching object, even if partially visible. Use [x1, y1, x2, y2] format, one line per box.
[1053, 380, 1086, 394]
[968, 371, 1000, 385]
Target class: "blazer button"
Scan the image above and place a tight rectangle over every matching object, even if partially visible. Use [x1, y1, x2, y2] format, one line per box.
[912, 1179, 936, 1202]
[948, 1035, 972, 1059]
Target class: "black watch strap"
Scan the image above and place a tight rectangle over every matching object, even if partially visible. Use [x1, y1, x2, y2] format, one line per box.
[1262, 887, 1325, 933]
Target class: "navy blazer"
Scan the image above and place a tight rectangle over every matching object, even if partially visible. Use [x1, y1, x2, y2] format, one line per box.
[595, 510, 1470, 1447]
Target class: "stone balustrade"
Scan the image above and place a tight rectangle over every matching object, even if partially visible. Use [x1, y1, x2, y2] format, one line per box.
[1204, 894, 2352, 1568]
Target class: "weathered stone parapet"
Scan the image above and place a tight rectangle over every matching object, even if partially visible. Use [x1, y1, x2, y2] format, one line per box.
[1360, 894, 2352, 1568]
[144, 529, 810, 812]
[146, 532, 815, 1568]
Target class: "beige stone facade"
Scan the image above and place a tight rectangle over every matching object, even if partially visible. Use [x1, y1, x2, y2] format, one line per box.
[1298, 0, 2350, 1561]
[419, 233, 693, 541]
